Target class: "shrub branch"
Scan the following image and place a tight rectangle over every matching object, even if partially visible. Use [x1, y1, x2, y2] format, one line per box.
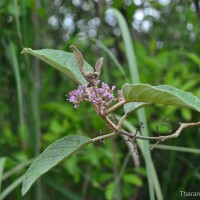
[91, 121, 200, 144]
[69, 45, 200, 148]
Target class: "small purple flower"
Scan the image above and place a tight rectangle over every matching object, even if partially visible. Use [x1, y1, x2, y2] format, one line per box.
[112, 86, 116, 90]
[100, 106, 105, 115]
[69, 95, 76, 103]
[68, 85, 87, 108]
[67, 81, 123, 115]
[118, 90, 124, 102]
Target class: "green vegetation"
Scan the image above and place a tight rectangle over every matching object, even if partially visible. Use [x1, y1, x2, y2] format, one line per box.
[1, 1, 200, 200]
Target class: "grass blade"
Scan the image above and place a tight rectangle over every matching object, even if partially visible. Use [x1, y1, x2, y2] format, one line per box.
[5, 42, 28, 149]
[91, 38, 129, 82]
[45, 178, 81, 200]
[112, 8, 162, 200]
[2, 159, 34, 181]
[153, 144, 200, 154]
[0, 157, 6, 193]
[0, 175, 25, 200]
[111, 8, 139, 83]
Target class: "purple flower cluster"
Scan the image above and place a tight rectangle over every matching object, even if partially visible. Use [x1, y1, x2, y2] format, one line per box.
[68, 85, 87, 108]
[68, 81, 124, 115]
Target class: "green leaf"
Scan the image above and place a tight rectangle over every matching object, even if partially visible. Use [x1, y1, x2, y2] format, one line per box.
[122, 84, 200, 112]
[186, 52, 200, 67]
[124, 102, 150, 114]
[22, 135, 92, 196]
[123, 174, 143, 186]
[21, 48, 92, 84]
[105, 182, 115, 200]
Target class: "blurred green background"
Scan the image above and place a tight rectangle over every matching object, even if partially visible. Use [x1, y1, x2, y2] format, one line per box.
[1, 0, 200, 199]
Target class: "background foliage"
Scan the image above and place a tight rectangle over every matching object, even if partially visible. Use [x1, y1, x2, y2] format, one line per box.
[1, 0, 200, 199]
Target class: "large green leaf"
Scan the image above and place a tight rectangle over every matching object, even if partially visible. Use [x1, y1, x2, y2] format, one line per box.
[21, 48, 92, 84]
[124, 102, 150, 114]
[122, 84, 200, 112]
[22, 135, 92, 196]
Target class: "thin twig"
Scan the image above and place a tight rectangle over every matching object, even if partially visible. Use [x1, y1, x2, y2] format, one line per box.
[117, 122, 200, 141]
[92, 132, 117, 142]
[104, 116, 119, 130]
[117, 114, 127, 129]
[81, 165, 91, 200]
[92, 120, 200, 143]
[151, 141, 160, 150]
[120, 135, 140, 167]
[105, 100, 126, 115]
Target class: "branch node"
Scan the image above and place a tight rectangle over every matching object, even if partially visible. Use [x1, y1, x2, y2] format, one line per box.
[99, 130, 105, 144]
